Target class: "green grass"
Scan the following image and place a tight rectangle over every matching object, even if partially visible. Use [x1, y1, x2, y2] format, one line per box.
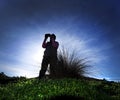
[0, 78, 120, 100]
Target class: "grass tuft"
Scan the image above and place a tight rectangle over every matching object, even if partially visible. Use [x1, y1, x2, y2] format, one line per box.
[52, 48, 91, 79]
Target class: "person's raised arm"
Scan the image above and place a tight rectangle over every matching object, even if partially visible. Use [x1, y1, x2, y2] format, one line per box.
[42, 34, 49, 48]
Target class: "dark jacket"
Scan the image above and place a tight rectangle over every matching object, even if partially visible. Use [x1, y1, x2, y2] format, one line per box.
[42, 39, 59, 57]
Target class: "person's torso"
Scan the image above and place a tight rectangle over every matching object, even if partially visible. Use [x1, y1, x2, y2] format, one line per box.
[44, 42, 57, 57]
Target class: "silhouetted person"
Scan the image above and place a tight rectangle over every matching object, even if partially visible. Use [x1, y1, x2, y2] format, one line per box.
[39, 33, 59, 79]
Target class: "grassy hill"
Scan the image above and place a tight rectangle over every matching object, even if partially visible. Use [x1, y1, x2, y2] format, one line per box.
[0, 49, 120, 100]
[0, 75, 120, 100]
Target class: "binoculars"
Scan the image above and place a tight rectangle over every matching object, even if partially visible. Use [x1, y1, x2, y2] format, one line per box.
[45, 33, 56, 40]
[45, 34, 51, 37]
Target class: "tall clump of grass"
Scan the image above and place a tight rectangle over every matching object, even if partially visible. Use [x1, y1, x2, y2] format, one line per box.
[53, 48, 91, 79]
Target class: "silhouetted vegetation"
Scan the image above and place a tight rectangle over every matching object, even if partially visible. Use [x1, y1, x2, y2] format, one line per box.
[50, 48, 90, 79]
[0, 72, 26, 84]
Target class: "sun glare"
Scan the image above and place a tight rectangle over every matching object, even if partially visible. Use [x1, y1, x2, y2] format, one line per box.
[18, 38, 45, 78]
[15, 32, 107, 78]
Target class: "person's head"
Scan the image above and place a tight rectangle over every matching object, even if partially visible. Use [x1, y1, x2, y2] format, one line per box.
[50, 34, 56, 41]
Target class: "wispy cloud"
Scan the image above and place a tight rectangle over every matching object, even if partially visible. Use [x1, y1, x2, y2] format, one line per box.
[57, 32, 108, 64]
[0, 62, 39, 78]
[56, 32, 113, 78]
[0, 33, 44, 77]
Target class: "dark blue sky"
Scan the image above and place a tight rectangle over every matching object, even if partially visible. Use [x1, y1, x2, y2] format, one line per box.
[0, 0, 120, 81]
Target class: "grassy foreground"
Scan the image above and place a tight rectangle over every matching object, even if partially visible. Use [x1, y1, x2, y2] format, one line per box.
[0, 78, 120, 100]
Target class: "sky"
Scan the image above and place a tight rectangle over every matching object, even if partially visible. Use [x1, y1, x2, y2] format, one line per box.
[0, 0, 120, 81]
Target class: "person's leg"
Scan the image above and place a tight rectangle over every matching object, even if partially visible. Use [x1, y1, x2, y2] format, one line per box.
[49, 57, 57, 78]
[39, 57, 49, 79]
